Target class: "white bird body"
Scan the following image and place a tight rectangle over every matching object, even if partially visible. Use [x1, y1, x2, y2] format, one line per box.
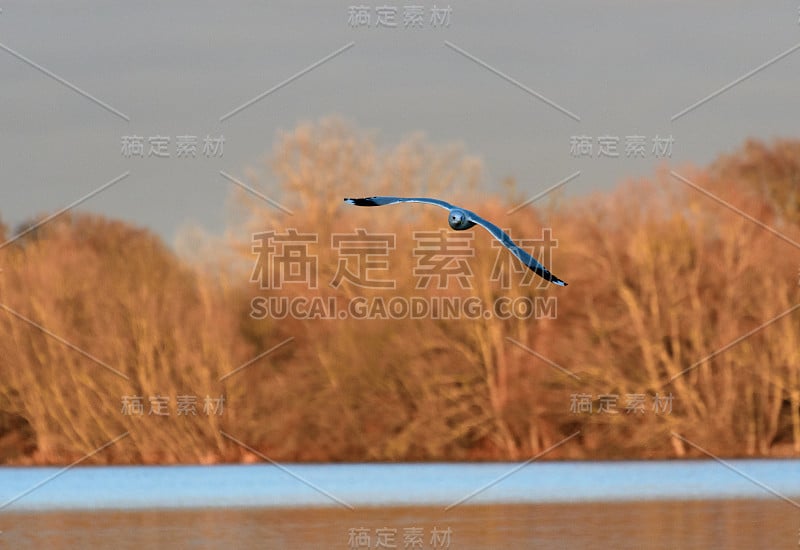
[344, 196, 567, 286]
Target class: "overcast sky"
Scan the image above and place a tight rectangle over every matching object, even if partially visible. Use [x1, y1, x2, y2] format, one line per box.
[1, 1, 798, 245]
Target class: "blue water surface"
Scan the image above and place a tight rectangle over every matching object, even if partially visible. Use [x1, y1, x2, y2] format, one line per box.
[0, 460, 798, 511]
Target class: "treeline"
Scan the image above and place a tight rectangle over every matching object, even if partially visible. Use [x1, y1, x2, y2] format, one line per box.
[1, 119, 799, 464]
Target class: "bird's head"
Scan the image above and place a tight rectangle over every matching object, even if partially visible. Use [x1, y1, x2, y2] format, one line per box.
[448, 209, 473, 230]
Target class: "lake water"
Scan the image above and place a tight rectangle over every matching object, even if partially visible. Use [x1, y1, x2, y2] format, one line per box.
[1, 461, 798, 548]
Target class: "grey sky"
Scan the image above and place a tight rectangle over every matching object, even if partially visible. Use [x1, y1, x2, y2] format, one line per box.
[0, 1, 798, 245]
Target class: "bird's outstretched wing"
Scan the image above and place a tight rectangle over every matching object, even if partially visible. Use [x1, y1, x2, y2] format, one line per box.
[345, 196, 567, 286]
[344, 196, 454, 211]
[467, 211, 568, 286]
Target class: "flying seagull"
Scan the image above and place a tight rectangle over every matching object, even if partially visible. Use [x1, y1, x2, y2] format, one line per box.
[344, 196, 567, 286]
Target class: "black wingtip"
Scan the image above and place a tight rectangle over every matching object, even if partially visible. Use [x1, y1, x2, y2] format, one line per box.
[344, 197, 379, 206]
[539, 271, 568, 286]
